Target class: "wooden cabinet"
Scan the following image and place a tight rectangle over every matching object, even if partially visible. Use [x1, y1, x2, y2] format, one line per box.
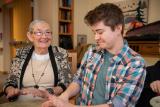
[0, 34, 3, 54]
[128, 41, 160, 57]
[58, 0, 74, 49]
[126, 21, 160, 57]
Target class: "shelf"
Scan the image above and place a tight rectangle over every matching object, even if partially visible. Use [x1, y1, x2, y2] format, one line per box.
[59, 19, 71, 23]
[59, 33, 72, 36]
[59, 6, 71, 10]
[58, 0, 74, 50]
[9, 40, 31, 48]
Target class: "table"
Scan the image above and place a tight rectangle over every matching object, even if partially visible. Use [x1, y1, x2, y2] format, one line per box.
[0, 100, 44, 107]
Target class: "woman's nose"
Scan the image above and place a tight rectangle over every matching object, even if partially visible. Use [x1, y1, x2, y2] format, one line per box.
[41, 33, 47, 38]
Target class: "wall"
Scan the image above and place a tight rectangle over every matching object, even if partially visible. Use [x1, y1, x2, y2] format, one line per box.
[34, 0, 58, 45]
[13, 0, 32, 41]
[3, 7, 12, 73]
[0, 6, 3, 72]
[148, 0, 160, 23]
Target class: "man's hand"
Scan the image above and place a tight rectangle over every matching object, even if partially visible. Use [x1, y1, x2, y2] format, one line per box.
[150, 80, 160, 93]
[42, 95, 73, 107]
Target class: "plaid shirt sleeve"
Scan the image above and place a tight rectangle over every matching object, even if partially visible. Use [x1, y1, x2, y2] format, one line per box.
[73, 47, 90, 86]
[112, 57, 146, 107]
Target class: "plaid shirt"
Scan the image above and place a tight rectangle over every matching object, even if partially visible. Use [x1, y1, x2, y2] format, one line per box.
[74, 41, 146, 107]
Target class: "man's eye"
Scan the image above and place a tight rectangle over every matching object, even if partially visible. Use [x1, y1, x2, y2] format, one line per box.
[98, 32, 103, 34]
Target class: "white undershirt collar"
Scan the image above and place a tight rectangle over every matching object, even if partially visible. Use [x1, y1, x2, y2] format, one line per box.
[32, 51, 49, 61]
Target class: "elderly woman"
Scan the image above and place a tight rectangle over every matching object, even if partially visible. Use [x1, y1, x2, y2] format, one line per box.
[3, 19, 72, 101]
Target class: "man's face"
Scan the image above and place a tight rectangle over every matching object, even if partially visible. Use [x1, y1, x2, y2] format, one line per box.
[91, 21, 122, 50]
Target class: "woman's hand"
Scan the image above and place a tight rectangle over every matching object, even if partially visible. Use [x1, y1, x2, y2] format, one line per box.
[21, 88, 50, 98]
[5, 86, 20, 99]
[150, 80, 160, 93]
[53, 86, 63, 95]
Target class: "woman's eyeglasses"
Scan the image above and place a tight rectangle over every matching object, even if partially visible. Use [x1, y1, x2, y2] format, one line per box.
[31, 31, 52, 37]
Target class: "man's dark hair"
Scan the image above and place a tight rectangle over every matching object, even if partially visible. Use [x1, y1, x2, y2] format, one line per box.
[84, 3, 124, 34]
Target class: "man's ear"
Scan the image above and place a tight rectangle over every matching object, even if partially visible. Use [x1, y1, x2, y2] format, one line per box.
[116, 24, 122, 32]
[27, 32, 33, 42]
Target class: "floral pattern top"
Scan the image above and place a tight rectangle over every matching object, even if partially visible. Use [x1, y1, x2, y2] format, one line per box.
[3, 45, 72, 93]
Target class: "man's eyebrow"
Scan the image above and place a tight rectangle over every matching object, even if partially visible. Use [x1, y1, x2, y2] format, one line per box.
[95, 29, 104, 32]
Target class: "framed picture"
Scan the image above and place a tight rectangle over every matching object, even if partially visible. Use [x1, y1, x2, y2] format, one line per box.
[116, 0, 149, 33]
[77, 34, 87, 46]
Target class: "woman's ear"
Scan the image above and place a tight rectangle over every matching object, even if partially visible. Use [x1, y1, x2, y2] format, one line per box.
[27, 32, 33, 42]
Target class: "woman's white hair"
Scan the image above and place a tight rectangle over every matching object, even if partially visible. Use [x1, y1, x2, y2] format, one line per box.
[28, 19, 49, 32]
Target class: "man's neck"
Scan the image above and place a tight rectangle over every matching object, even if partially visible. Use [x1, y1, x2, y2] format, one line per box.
[107, 37, 124, 55]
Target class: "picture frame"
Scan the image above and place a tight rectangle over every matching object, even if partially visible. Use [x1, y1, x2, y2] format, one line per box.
[116, 0, 149, 33]
[77, 34, 87, 46]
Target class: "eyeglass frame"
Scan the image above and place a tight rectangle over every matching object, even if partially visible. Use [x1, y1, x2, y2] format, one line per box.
[30, 31, 52, 37]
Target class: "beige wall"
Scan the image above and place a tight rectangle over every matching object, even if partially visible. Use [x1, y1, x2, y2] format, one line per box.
[0, 6, 12, 72]
[13, 0, 32, 41]
[34, 0, 58, 45]
[0, 8, 3, 71]
[148, 0, 160, 23]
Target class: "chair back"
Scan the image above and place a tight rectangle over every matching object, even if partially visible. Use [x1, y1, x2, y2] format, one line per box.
[68, 51, 77, 74]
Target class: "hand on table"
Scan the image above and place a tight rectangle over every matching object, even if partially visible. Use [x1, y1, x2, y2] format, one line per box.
[21, 88, 51, 99]
[150, 80, 160, 94]
[5, 86, 20, 99]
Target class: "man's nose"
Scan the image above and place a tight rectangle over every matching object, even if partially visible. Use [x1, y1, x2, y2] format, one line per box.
[94, 33, 100, 40]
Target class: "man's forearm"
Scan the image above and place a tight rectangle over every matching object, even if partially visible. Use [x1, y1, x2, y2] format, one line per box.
[75, 104, 111, 107]
[62, 82, 80, 99]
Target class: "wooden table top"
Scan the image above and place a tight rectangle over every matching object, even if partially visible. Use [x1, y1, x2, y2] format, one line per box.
[0, 100, 44, 107]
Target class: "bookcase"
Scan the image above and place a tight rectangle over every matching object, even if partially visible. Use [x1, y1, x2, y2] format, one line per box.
[58, 0, 74, 49]
[0, 33, 2, 54]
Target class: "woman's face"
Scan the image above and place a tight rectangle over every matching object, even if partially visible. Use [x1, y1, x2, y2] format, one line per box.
[27, 22, 52, 51]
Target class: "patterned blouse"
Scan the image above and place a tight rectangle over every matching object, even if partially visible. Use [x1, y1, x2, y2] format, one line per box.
[74, 41, 146, 107]
[3, 45, 72, 94]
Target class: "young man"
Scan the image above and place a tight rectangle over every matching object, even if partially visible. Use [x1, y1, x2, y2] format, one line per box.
[42, 3, 146, 107]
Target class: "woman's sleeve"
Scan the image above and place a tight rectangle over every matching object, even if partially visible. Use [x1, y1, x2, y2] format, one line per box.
[56, 49, 73, 91]
[3, 49, 22, 93]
